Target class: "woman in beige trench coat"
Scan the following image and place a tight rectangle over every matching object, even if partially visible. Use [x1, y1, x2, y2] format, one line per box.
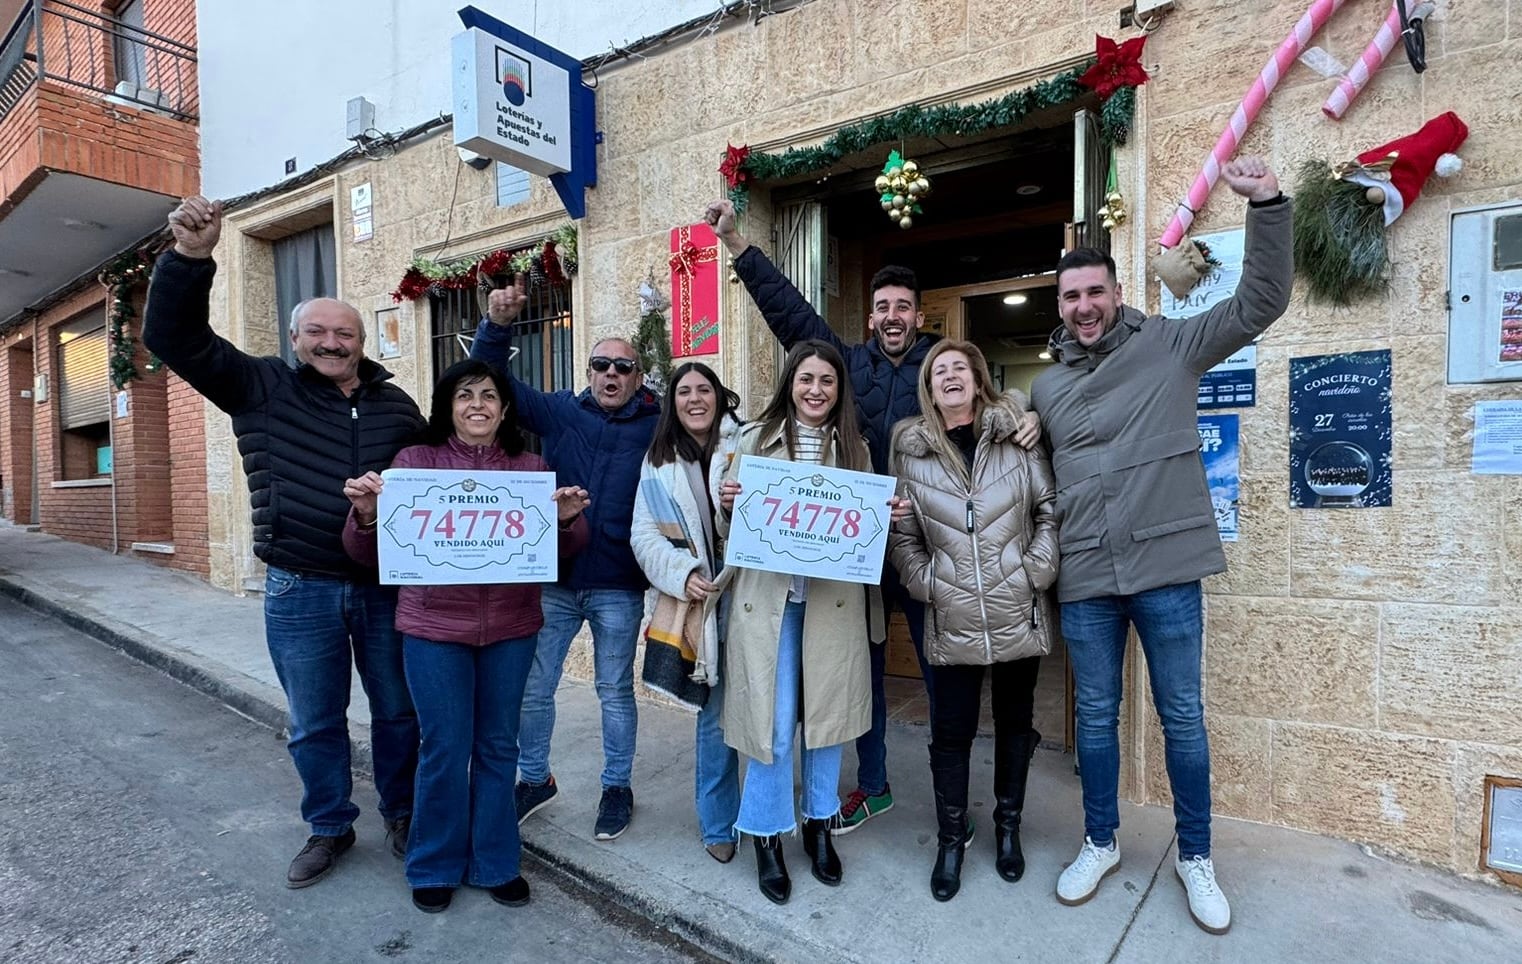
[716, 339, 907, 905]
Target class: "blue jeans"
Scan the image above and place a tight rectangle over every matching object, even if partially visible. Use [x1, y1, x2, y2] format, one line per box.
[516, 586, 642, 789]
[854, 568, 934, 796]
[696, 677, 741, 845]
[263, 565, 418, 836]
[734, 601, 843, 837]
[1061, 581, 1212, 859]
[403, 634, 535, 888]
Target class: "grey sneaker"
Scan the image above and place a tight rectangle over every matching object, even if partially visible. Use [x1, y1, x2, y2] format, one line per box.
[514, 775, 558, 825]
[594, 785, 634, 840]
[286, 829, 356, 889]
[385, 815, 410, 860]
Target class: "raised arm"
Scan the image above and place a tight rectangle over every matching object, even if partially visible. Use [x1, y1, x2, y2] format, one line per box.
[143, 196, 271, 415]
[471, 275, 563, 435]
[705, 199, 847, 355]
[1169, 157, 1294, 373]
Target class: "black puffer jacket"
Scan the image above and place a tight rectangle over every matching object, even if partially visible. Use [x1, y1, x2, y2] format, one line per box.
[734, 246, 937, 476]
[144, 250, 424, 578]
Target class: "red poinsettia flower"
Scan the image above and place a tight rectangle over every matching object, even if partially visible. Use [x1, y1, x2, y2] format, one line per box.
[1079, 34, 1149, 100]
[719, 143, 751, 189]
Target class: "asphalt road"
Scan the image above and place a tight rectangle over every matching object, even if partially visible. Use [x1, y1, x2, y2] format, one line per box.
[0, 596, 717, 964]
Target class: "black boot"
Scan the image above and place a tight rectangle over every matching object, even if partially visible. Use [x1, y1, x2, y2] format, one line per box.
[994, 729, 1041, 883]
[753, 834, 791, 904]
[929, 746, 971, 902]
[801, 818, 842, 885]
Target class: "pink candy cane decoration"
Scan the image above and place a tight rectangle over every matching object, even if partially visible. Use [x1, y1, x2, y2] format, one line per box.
[1322, 2, 1433, 120]
[1159, 0, 1348, 249]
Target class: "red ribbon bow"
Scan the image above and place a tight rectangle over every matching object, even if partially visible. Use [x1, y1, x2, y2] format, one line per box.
[1079, 35, 1149, 100]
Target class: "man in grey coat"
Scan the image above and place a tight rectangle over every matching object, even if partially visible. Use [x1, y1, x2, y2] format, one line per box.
[1030, 155, 1290, 936]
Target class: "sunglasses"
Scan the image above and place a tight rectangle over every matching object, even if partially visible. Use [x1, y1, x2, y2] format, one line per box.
[589, 356, 637, 375]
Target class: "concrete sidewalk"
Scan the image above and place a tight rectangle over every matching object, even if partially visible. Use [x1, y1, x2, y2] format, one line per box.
[1, 523, 1517, 963]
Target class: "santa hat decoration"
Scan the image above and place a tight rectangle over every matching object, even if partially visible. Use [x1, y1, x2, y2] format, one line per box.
[1293, 111, 1469, 306]
[1340, 111, 1469, 226]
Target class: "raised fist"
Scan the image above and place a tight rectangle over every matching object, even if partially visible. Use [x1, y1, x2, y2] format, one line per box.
[168, 195, 224, 259]
[487, 274, 528, 327]
[1222, 155, 1280, 203]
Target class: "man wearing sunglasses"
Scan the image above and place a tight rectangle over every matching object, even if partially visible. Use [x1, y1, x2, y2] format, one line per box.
[471, 277, 659, 843]
[705, 198, 1040, 840]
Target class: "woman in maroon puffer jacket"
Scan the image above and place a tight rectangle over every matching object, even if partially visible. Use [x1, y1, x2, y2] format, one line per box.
[343, 358, 589, 914]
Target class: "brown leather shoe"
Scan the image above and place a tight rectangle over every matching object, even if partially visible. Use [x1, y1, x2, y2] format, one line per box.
[286, 829, 356, 888]
[705, 841, 737, 864]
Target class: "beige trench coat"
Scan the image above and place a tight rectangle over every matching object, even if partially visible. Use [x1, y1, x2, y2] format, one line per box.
[715, 421, 873, 764]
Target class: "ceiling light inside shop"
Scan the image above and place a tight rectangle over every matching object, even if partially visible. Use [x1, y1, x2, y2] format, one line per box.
[1016, 184, 1042, 195]
[1038, 351, 1052, 360]
[1003, 293, 1029, 306]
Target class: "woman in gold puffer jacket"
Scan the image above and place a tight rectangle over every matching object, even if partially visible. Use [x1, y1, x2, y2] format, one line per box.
[888, 339, 1058, 903]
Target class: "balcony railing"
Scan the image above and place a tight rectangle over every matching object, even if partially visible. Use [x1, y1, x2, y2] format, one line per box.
[0, 0, 197, 127]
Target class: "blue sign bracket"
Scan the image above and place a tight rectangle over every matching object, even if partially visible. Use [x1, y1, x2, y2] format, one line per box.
[457, 5, 597, 219]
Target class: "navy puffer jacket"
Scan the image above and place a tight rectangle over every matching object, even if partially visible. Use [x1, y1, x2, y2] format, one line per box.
[471, 319, 660, 592]
[144, 250, 425, 578]
[734, 245, 937, 475]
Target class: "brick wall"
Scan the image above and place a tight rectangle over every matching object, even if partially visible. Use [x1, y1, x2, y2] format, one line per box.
[0, 340, 35, 523]
[165, 368, 208, 577]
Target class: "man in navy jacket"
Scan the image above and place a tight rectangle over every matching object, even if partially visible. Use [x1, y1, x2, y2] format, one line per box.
[472, 280, 659, 842]
[705, 199, 1039, 835]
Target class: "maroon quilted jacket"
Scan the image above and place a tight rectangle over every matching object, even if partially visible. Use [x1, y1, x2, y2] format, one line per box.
[343, 436, 589, 646]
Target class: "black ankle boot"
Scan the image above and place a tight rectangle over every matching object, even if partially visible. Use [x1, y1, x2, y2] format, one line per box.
[994, 729, 1040, 883]
[929, 746, 972, 902]
[801, 818, 842, 886]
[753, 834, 791, 904]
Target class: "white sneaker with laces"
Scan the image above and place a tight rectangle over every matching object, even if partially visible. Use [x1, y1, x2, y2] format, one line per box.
[1175, 854, 1231, 934]
[1056, 836, 1120, 906]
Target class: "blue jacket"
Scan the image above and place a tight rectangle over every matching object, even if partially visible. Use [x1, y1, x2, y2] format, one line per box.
[733, 245, 937, 476]
[472, 319, 660, 592]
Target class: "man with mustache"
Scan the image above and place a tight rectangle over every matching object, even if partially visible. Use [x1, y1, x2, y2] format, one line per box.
[705, 199, 1039, 838]
[144, 196, 423, 889]
[1031, 156, 1290, 935]
[471, 279, 660, 843]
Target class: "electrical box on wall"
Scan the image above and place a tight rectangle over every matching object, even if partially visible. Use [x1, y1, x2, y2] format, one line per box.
[32, 373, 47, 403]
[346, 96, 376, 140]
[1449, 201, 1522, 383]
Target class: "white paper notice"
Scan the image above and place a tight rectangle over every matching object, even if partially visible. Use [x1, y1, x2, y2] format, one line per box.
[1473, 401, 1522, 475]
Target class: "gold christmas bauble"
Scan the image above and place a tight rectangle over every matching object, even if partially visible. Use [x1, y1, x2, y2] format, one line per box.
[1365, 186, 1386, 205]
[1106, 191, 1124, 205]
[1102, 217, 1117, 231]
[888, 208, 903, 222]
[903, 160, 919, 177]
[914, 177, 931, 195]
[887, 165, 902, 178]
[892, 194, 907, 209]
[898, 215, 914, 229]
[880, 198, 894, 210]
[906, 181, 923, 197]
[875, 175, 891, 193]
[890, 176, 907, 193]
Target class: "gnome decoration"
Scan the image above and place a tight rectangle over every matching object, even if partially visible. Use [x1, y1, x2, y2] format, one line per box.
[1293, 112, 1468, 305]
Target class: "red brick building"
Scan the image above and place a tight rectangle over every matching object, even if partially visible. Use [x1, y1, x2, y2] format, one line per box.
[0, 0, 206, 575]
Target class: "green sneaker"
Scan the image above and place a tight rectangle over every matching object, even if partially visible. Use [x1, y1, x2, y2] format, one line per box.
[830, 786, 894, 836]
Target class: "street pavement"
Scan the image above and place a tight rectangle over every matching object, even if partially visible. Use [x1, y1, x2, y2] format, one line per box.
[2, 523, 1519, 963]
[0, 594, 717, 963]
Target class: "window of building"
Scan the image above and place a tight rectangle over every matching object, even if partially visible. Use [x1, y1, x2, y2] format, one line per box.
[114, 0, 147, 88]
[496, 163, 531, 208]
[56, 318, 111, 480]
[273, 223, 338, 366]
[429, 277, 573, 448]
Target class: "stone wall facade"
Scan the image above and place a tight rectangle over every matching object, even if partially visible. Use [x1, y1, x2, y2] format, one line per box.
[197, 0, 1521, 879]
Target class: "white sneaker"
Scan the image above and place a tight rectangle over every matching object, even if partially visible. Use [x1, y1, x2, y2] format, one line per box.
[1175, 854, 1231, 934]
[1056, 836, 1121, 905]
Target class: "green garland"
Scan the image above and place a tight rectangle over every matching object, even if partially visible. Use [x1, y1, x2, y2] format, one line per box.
[101, 250, 159, 389]
[727, 61, 1132, 209]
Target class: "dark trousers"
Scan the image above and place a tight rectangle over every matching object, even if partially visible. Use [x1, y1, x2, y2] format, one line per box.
[928, 657, 1041, 759]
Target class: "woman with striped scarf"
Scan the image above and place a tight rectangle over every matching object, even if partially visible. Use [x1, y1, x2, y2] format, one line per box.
[630, 361, 744, 864]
